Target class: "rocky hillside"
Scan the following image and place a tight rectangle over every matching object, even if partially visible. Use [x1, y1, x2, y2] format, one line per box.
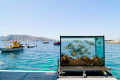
[0, 35, 54, 41]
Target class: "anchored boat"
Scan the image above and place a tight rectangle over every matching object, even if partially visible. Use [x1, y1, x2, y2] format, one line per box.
[54, 41, 60, 45]
[0, 40, 25, 52]
[43, 41, 49, 44]
[27, 45, 37, 48]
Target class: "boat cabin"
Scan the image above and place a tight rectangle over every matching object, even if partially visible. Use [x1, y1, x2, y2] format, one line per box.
[4, 40, 21, 48]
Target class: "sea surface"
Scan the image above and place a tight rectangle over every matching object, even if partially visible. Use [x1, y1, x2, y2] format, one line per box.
[0, 41, 120, 79]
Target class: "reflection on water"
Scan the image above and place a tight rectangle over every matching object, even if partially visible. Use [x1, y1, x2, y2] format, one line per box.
[1, 50, 24, 59]
[1, 50, 24, 55]
[0, 50, 25, 70]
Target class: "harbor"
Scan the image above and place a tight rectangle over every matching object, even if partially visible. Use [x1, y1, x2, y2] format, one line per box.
[1, 0, 120, 79]
[0, 41, 59, 71]
[0, 36, 119, 79]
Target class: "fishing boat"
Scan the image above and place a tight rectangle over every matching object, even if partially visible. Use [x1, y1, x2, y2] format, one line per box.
[43, 41, 49, 44]
[54, 41, 60, 45]
[0, 40, 25, 52]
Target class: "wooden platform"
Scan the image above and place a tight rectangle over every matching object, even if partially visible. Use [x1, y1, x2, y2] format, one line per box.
[59, 66, 111, 71]
[0, 70, 57, 80]
[58, 77, 117, 80]
[0, 70, 117, 80]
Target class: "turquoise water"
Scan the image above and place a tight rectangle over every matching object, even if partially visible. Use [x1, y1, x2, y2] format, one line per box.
[0, 41, 120, 79]
[0, 41, 59, 71]
[106, 44, 120, 79]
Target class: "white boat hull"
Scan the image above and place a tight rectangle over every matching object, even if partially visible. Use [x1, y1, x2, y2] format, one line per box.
[0, 47, 24, 52]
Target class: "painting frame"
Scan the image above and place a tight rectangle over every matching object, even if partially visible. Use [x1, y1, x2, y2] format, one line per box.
[60, 36, 105, 67]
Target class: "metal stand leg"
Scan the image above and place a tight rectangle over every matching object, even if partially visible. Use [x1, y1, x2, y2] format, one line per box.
[83, 71, 87, 78]
[59, 71, 65, 76]
[102, 71, 108, 77]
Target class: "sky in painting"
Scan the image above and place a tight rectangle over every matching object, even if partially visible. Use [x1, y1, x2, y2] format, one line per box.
[0, 0, 120, 40]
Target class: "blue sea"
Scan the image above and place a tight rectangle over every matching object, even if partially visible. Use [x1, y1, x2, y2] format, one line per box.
[0, 41, 120, 79]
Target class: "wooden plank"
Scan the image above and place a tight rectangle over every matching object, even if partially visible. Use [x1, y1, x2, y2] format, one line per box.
[58, 78, 117, 80]
[0, 71, 57, 80]
[60, 67, 111, 71]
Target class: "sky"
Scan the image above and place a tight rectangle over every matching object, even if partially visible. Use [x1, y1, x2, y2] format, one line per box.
[0, 0, 120, 40]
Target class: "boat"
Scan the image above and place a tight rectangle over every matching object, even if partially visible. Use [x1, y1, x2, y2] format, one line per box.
[0, 40, 25, 52]
[54, 41, 60, 45]
[43, 41, 49, 43]
[27, 45, 37, 48]
[1, 47, 24, 52]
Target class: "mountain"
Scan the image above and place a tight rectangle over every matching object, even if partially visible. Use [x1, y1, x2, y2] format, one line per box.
[0, 35, 55, 41]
